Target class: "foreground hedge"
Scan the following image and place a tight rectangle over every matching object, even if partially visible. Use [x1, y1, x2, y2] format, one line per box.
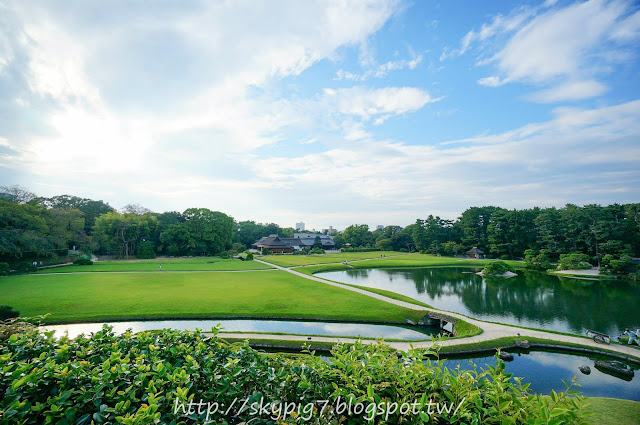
[0, 324, 588, 424]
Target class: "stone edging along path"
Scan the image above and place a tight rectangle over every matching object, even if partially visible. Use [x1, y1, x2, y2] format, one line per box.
[253, 259, 640, 360]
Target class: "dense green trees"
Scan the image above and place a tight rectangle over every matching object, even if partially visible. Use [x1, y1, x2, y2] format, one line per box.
[0, 200, 85, 261]
[1, 185, 638, 270]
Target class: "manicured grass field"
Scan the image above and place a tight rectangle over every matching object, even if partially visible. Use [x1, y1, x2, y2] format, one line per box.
[586, 397, 640, 425]
[36, 257, 273, 273]
[0, 271, 425, 324]
[261, 252, 523, 269]
[295, 253, 523, 274]
[259, 251, 407, 267]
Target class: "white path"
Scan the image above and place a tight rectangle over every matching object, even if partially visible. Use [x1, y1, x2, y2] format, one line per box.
[253, 259, 640, 359]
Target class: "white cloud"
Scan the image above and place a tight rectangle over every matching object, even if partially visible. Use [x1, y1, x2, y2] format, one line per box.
[449, 0, 640, 102]
[242, 99, 640, 226]
[0, 0, 403, 174]
[527, 80, 609, 103]
[477, 76, 505, 87]
[491, 0, 631, 83]
[322, 86, 441, 120]
[334, 53, 423, 81]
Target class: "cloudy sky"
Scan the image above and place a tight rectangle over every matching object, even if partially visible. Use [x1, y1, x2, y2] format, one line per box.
[1, 0, 639, 230]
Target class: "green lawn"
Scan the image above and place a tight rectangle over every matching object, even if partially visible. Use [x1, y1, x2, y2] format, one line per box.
[37, 257, 273, 272]
[586, 397, 640, 425]
[262, 252, 523, 270]
[0, 271, 425, 324]
[293, 254, 523, 274]
[259, 251, 408, 267]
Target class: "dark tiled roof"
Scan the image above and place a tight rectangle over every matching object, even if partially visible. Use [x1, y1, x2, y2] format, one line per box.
[255, 235, 292, 249]
[466, 247, 484, 254]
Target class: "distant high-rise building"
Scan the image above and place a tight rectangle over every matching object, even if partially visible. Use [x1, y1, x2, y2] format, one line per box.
[295, 222, 305, 231]
[377, 225, 384, 230]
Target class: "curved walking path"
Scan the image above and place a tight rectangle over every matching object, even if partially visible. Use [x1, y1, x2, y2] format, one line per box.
[253, 259, 640, 359]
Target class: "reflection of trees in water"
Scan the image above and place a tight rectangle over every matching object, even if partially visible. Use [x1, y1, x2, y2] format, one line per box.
[363, 268, 640, 335]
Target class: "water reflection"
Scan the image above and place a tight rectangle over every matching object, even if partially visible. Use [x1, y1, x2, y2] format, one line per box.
[319, 268, 640, 335]
[442, 350, 640, 401]
[41, 319, 437, 340]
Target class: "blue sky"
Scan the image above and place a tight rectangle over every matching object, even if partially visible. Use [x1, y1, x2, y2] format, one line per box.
[0, 0, 639, 230]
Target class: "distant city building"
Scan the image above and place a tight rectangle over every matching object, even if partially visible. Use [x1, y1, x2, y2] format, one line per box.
[377, 225, 384, 230]
[295, 222, 305, 231]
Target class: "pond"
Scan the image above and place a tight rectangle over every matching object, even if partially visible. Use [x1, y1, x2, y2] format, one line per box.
[41, 319, 438, 340]
[318, 268, 640, 336]
[441, 349, 640, 401]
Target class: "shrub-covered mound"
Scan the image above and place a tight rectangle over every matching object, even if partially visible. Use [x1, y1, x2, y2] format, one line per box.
[0, 324, 588, 424]
[482, 260, 516, 276]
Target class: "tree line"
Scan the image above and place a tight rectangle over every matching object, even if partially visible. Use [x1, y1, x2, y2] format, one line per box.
[1, 185, 638, 268]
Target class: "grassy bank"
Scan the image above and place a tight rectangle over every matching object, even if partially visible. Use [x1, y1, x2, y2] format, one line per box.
[0, 270, 426, 324]
[36, 257, 273, 272]
[259, 251, 406, 267]
[586, 397, 640, 425]
[261, 252, 524, 269]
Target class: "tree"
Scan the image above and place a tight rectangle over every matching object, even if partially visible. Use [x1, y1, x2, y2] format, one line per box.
[342, 224, 373, 247]
[93, 212, 157, 258]
[36, 195, 115, 235]
[524, 249, 552, 270]
[376, 238, 392, 251]
[0, 185, 36, 204]
[182, 208, 234, 255]
[159, 223, 196, 256]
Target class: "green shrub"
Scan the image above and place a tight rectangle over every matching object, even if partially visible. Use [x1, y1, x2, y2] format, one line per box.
[0, 305, 19, 320]
[219, 251, 229, 259]
[500, 254, 510, 260]
[73, 258, 94, 265]
[524, 249, 552, 270]
[557, 253, 592, 271]
[309, 248, 325, 255]
[136, 241, 156, 259]
[13, 261, 37, 274]
[228, 249, 238, 257]
[245, 253, 254, 261]
[601, 254, 635, 275]
[0, 262, 9, 276]
[482, 260, 515, 276]
[0, 324, 588, 424]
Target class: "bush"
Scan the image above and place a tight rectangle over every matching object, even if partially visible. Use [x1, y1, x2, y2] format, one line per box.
[557, 253, 592, 271]
[0, 325, 588, 424]
[136, 241, 156, 259]
[500, 254, 510, 260]
[309, 248, 325, 255]
[73, 258, 94, 265]
[524, 249, 552, 270]
[601, 254, 635, 275]
[0, 262, 9, 276]
[245, 253, 254, 261]
[13, 261, 37, 274]
[482, 260, 515, 276]
[219, 251, 229, 259]
[340, 247, 379, 252]
[0, 305, 19, 320]
[228, 249, 238, 257]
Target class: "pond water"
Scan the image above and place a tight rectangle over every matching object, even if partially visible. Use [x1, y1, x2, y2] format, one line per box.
[318, 268, 640, 336]
[441, 349, 640, 401]
[41, 319, 438, 340]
